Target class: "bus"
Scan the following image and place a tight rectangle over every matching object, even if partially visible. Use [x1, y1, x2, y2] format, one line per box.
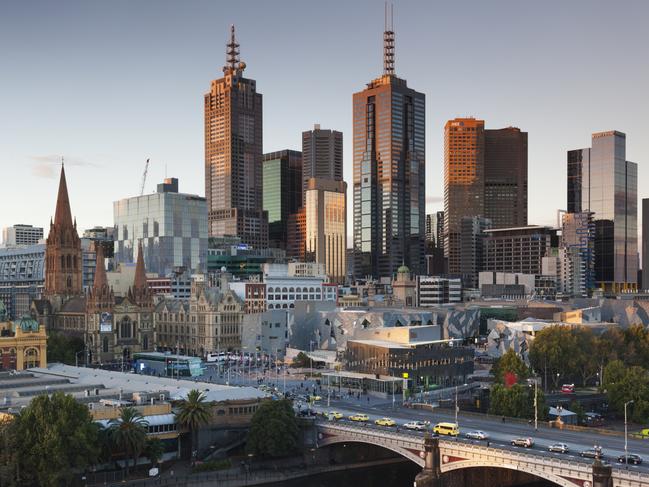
[133, 352, 205, 377]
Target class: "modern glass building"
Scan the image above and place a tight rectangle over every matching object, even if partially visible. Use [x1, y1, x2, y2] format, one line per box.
[353, 19, 426, 279]
[567, 131, 638, 292]
[0, 244, 45, 319]
[262, 150, 302, 249]
[302, 125, 343, 205]
[305, 178, 347, 284]
[643, 199, 649, 291]
[113, 178, 208, 277]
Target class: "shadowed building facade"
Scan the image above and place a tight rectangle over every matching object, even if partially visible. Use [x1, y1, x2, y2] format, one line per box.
[353, 16, 426, 279]
[302, 125, 343, 205]
[205, 25, 267, 249]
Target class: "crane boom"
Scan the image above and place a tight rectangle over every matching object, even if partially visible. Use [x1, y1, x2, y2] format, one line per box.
[140, 158, 150, 196]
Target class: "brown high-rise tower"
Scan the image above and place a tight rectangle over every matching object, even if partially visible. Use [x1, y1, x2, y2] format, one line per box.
[45, 165, 82, 297]
[204, 25, 268, 248]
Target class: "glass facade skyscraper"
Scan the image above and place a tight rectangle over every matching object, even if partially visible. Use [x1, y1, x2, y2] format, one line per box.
[262, 150, 302, 249]
[567, 131, 638, 291]
[302, 125, 343, 205]
[352, 22, 425, 279]
[113, 178, 208, 277]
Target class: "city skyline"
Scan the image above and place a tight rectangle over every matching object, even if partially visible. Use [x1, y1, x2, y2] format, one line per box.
[1, 0, 648, 246]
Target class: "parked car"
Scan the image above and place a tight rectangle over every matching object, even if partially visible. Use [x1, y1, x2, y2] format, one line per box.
[548, 443, 569, 454]
[580, 448, 603, 459]
[618, 454, 643, 465]
[465, 430, 489, 440]
[511, 437, 534, 448]
[403, 421, 428, 431]
[375, 417, 396, 427]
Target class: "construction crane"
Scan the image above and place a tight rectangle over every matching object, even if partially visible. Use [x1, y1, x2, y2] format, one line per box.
[140, 158, 150, 196]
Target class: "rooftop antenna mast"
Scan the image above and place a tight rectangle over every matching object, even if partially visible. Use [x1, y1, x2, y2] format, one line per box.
[224, 24, 240, 73]
[383, 2, 395, 76]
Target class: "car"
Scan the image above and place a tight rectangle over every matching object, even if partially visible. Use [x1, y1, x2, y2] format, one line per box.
[433, 422, 460, 437]
[465, 430, 489, 440]
[375, 417, 396, 426]
[548, 443, 569, 454]
[311, 395, 322, 402]
[403, 421, 428, 431]
[511, 437, 534, 448]
[328, 411, 343, 420]
[618, 454, 643, 465]
[580, 448, 603, 459]
[349, 413, 369, 422]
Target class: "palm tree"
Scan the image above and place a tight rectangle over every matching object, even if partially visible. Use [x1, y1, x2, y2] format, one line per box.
[108, 407, 149, 477]
[175, 389, 212, 463]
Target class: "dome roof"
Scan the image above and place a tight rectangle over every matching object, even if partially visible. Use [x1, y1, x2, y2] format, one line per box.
[397, 265, 410, 274]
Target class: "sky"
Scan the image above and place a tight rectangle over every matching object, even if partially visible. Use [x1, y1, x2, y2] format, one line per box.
[0, 0, 647, 245]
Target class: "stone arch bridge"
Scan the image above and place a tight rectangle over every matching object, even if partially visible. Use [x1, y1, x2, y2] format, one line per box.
[312, 421, 649, 487]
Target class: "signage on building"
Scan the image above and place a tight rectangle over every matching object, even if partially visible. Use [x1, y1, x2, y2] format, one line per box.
[99, 312, 113, 333]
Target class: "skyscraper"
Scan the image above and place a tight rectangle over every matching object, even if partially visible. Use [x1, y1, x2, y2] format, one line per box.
[204, 26, 267, 248]
[305, 178, 347, 284]
[2, 225, 43, 248]
[643, 199, 648, 291]
[262, 150, 302, 249]
[44, 165, 82, 297]
[567, 131, 638, 292]
[444, 119, 527, 275]
[302, 125, 343, 204]
[353, 8, 426, 279]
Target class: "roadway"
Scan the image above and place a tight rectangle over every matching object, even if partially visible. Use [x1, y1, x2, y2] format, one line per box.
[308, 399, 649, 474]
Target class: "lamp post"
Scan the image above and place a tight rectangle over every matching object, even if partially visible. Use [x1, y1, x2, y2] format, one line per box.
[625, 400, 634, 464]
[455, 385, 459, 427]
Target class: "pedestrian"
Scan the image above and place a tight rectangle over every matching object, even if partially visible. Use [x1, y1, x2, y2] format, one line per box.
[367, 396, 370, 404]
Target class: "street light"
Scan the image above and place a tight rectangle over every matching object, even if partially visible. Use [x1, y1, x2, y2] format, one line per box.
[625, 400, 634, 464]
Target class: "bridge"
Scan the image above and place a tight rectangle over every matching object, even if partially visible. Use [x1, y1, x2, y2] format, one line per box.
[311, 420, 649, 487]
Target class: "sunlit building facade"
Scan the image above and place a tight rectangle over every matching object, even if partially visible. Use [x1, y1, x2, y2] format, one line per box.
[567, 131, 638, 292]
[305, 178, 347, 284]
[302, 125, 343, 205]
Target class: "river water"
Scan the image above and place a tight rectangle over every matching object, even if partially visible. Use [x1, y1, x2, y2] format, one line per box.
[265, 462, 555, 487]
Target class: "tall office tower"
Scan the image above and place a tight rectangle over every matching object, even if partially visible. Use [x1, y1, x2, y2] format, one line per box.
[302, 125, 343, 204]
[444, 119, 528, 276]
[484, 226, 559, 275]
[305, 178, 347, 284]
[114, 178, 208, 276]
[2, 225, 43, 247]
[425, 213, 437, 247]
[44, 165, 82, 297]
[262, 150, 302, 249]
[435, 211, 445, 253]
[353, 9, 426, 279]
[484, 127, 528, 228]
[205, 26, 268, 248]
[642, 199, 648, 291]
[567, 131, 638, 292]
[444, 118, 485, 276]
[459, 216, 491, 288]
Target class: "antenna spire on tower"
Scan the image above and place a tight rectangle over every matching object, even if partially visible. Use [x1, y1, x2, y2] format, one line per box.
[383, 2, 395, 76]
[224, 24, 240, 74]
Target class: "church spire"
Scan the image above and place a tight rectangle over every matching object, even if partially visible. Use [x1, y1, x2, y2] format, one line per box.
[54, 164, 74, 228]
[134, 241, 147, 291]
[93, 243, 107, 290]
[383, 2, 395, 76]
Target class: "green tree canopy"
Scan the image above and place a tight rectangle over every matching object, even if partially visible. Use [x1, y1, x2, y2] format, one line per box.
[175, 389, 212, 461]
[109, 407, 149, 476]
[491, 349, 529, 385]
[1, 392, 100, 486]
[603, 359, 649, 423]
[246, 399, 299, 458]
[47, 332, 86, 365]
[488, 383, 547, 421]
[291, 352, 310, 368]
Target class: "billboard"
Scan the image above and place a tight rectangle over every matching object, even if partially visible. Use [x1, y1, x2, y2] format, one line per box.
[99, 312, 113, 333]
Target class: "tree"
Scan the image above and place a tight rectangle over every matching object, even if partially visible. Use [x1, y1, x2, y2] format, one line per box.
[143, 437, 165, 465]
[291, 352, 310, 368]
[47, 332, 86, 365]
[175, 389, 212, 462]
[109, 407, 149, 476]
[529, 326, 584, 389]
[603, 360, 649, 423]
[488, 383, 547, 421]
[3, 392, 100, 486]
[246, 399, 299, 458]
[491, 350, 529, 385]
[0, 418, 19, 486]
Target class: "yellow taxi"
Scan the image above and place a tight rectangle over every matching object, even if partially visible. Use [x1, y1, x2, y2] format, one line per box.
[327, 411, 343, 420]
[375, 417, 396, 427]
[348, 413, 369, 422]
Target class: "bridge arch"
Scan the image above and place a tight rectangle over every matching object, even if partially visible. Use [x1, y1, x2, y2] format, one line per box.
[317, 437, 425, 467]
[442, 461, 572, 487]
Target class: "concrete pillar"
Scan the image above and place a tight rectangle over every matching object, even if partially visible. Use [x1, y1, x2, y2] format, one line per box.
[592, 459, 612, 487]
[414, 434, 442, 487]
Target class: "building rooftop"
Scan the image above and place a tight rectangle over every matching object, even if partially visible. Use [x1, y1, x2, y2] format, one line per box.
[348, 338, 456, 349]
